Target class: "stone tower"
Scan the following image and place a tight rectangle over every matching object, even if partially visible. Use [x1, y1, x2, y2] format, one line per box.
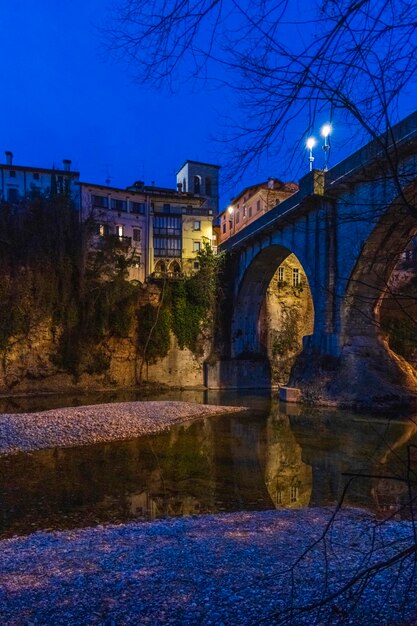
[176, 160, 220, 216]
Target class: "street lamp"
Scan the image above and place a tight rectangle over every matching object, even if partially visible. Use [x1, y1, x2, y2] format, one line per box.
[321, 123, 332, 171]
[306, 137, 316, 172]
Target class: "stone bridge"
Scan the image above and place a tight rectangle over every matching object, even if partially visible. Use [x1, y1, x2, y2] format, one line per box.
[208, 112, 417, 407]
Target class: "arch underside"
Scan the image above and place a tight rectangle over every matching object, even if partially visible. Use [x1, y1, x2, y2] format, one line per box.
[231, 245, 314, 360]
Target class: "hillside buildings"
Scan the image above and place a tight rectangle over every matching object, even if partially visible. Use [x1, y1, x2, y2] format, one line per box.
[1, 149, 302, 282]
[0, 151, 80, 204]
[218, 178, 298, 245]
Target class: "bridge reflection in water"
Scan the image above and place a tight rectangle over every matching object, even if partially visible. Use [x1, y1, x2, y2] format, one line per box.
[0, 402, 416, 538]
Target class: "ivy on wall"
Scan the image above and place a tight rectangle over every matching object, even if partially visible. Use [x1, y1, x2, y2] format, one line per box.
[136, 243, 223, 369]
[0, 202, 222, 383]
[0, 196, 141, 378]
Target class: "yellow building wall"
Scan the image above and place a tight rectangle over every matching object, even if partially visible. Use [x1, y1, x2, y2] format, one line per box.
[182, 214, 213, 275]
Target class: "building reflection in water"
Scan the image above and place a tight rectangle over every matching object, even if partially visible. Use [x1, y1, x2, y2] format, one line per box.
[264, 405, 312, 509]
[1, 402, 416, 537]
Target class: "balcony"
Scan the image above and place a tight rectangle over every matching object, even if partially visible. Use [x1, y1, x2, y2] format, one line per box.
[151, 271, 184, 280]
[95, 234, 132, 250]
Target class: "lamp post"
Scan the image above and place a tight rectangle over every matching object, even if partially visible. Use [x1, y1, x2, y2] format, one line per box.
[306, 137, 316, 172]
[321, 123, 332, 171]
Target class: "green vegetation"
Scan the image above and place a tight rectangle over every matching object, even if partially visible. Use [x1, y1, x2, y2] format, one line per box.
[272, 306, 301, 358]
[0, 202, 221, 382]
[0, 195, 141, 378]
[137, 243, 223, 371]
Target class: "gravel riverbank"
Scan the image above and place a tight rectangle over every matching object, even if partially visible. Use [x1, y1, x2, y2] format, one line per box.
[0, 508, 416, 625]
[0, 400, 247, 456]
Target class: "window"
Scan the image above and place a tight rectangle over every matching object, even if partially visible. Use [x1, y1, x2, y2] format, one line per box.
[278, 267, 284, 282]
[131, 201, 145, 214]
[243, 206, 246, 218]
[33, 172, 40, 181]
[193, 241, 201, 252]
[194, 175, 201, 194]
[257, 200, 261, 212]
[163, 203, 171, 212]
[292, 268, 300, 286]
[153, 215, 181, 235]
[193, 220, 201, 231]
[111, 198, 127, 212]
[222, 223, 226, 234]
[205, 177, 212, 196]
[276, 490, 284, 505]
[7, 188, 19, 202]
[194, 261, 200, 269]
[154, 237, 181, 257]
[133, 228, 141, 242]
[236, 211, 240, 224]
[92, 195, 108, 208]
[95, 223, 109, 237]
[248, 205, 252, 217]
[183, 177, 186, 192]
[290, 486, 299, 503]
[9, 170, 16, 178]
[116, 225, 124, 239]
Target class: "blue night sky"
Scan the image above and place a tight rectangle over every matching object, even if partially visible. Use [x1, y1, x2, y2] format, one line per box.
[3, 1, 412, 209]
[1, 0, 313, 209]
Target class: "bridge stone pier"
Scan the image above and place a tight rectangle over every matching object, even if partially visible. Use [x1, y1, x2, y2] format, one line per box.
[207, 112, 417, 407]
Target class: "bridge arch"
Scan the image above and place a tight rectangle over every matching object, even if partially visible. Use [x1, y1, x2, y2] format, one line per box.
[231, 244, 314, 384]
[342, 188, 417, 344]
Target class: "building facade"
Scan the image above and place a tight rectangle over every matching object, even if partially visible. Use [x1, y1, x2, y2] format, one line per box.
[176, 160, 220, 216]
[218, 178, 298, 245]
[81, 168, 217, 282]
[0, 151, 80, 205]
[80, 182, 148, 282]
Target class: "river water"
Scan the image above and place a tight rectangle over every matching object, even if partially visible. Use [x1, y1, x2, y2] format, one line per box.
[0, 389, 416, 538]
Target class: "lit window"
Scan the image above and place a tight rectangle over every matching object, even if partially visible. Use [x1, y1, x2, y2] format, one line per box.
[116, 225, 124, 239]
[278, 267, 284, 282]
[96, 223, 109, 237]
[292, 268, 300, 286]
[193, 220, 201, 231]
[290, 486, 299, 503]
[193, 241, 201, 252]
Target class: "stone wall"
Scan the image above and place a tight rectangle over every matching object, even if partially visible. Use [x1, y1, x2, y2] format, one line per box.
[0, 284, 210, 395]
[260, 253, 314, 386]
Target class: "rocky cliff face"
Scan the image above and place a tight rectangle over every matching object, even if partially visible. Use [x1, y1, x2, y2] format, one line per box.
[0, 319, 209, 395]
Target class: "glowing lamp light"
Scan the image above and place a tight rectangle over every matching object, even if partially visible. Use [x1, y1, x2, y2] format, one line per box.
[321, 123, 332, 171]
[227, 205, 234, 214]
[321, 124, 332, 138]
[306, 137, 316, 150]
[306, 137, 316, 171]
